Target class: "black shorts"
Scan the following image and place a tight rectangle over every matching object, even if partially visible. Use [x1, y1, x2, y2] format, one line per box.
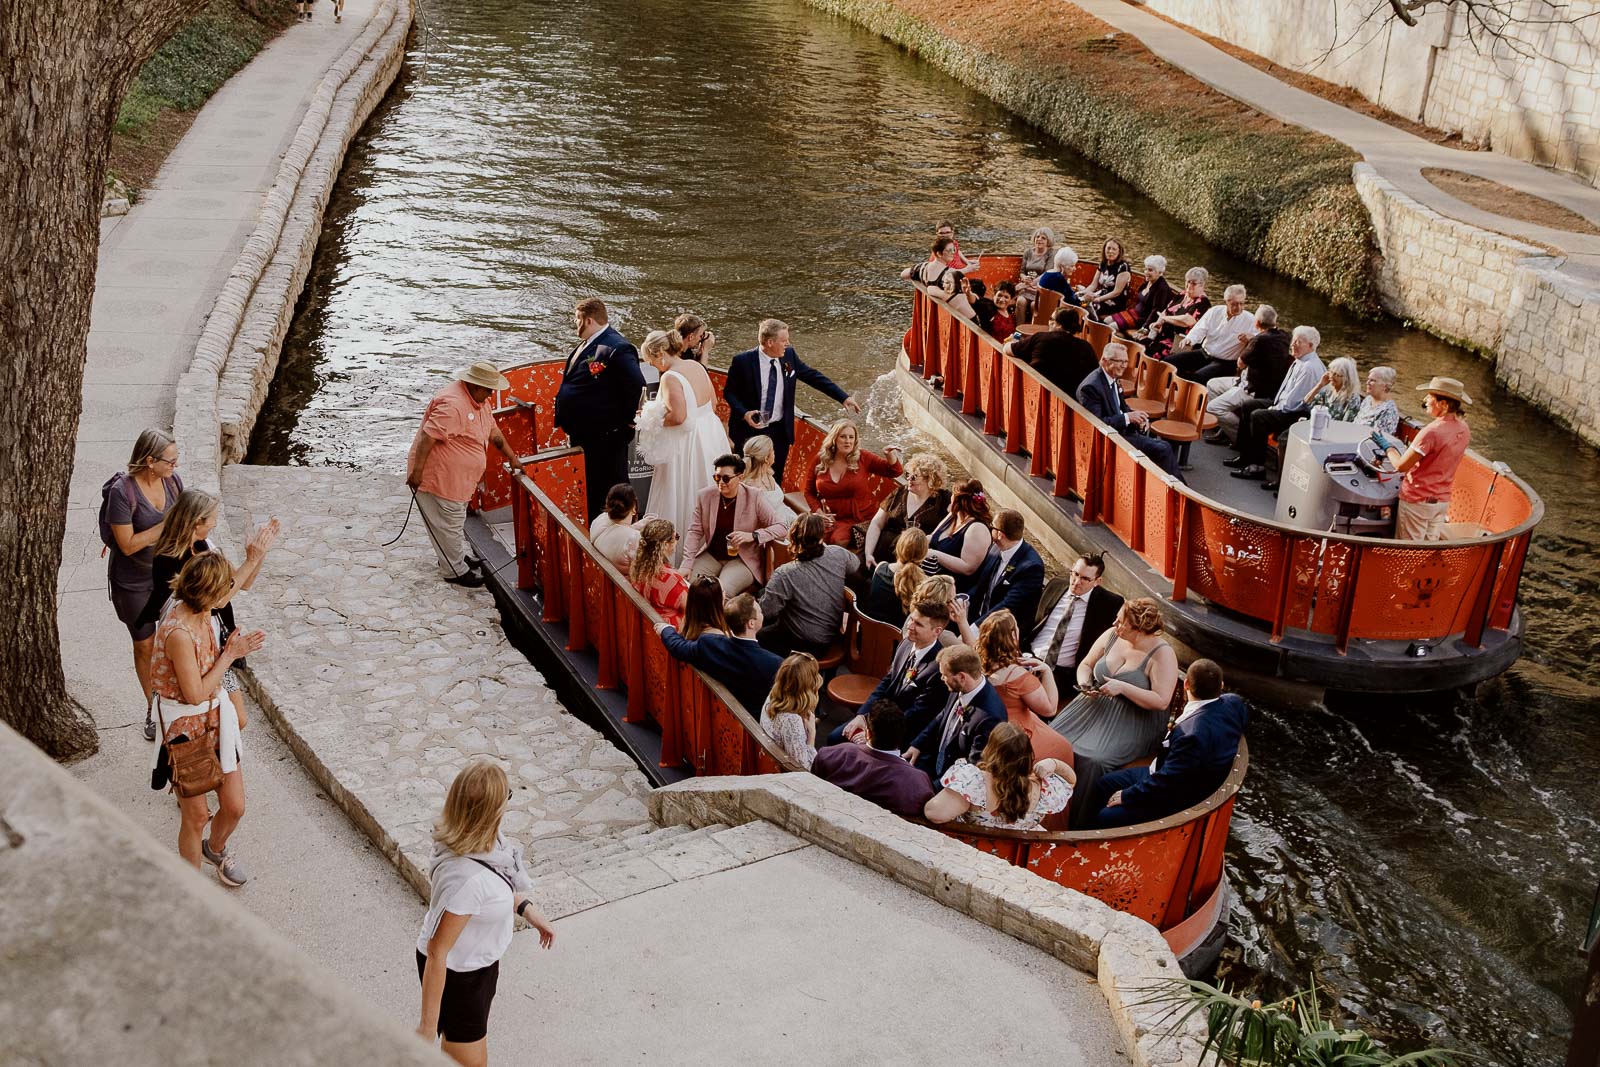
[416, 949, 499, 1043]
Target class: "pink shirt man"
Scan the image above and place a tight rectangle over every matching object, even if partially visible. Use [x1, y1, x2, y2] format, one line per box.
[1399, 417, 1470, 504]
[408, 381, 494, 503]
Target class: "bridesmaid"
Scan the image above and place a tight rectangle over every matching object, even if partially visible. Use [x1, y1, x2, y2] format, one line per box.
[921, 480, 992, 595]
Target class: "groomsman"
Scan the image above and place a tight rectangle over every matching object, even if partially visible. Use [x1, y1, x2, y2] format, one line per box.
[554, 297, 646, 521]
[724, 318, 859, 484]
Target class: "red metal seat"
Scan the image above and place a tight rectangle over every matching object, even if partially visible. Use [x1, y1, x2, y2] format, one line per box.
[1082, 318, 1113, 359]
[1117, 340, 1145, 395]
[1126, 358, 1174, 418]
[1030, 288, 1061, 326]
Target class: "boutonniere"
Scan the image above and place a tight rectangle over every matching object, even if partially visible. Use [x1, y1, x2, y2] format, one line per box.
[587, 359, 607, 377]
[1003, 564, 1015, 576]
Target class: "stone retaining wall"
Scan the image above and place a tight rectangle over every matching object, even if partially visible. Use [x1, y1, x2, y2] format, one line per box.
[652, 774, 1209, 1067]
[1354, 164, 1600, 446]
[173, 0, 412, 487]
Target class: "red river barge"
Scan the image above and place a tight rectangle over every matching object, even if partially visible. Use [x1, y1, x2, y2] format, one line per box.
[462, 357, 1246, 973]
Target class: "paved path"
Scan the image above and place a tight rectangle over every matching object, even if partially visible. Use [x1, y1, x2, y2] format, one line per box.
[222, 466, 653, 892]
[1074, 0, 1600, 283]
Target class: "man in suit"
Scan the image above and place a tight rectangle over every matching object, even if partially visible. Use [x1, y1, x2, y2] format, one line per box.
[971, 510, 1045, 625]
[1027, 553, 1123, 707]
[1087, 659, 1248, 829]
[724, 318, 860, 484]
[681, 454, 791, 596]
[905, 645, 1006, 784]
[655, 594, 782, 716]
[812, 700, 937, 818]
[827, 598, 950, 747]
[1076, 343, 1182, 481]
[554, 297, 646, 522]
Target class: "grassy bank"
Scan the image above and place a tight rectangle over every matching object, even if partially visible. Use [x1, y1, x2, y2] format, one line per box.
[110, 0, 297, 197]
[802, 0, 1380, 313]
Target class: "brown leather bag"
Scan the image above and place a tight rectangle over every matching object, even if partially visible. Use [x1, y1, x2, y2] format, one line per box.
[161, 698, 224, 798]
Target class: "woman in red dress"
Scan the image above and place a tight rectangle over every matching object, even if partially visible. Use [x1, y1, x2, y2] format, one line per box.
[629, 518, 688, 628]
[804, 420, 903, 548]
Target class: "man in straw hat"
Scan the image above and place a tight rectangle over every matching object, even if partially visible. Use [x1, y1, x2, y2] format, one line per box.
[406, 361, 525, 587]
[1384, 375, 1472, 541]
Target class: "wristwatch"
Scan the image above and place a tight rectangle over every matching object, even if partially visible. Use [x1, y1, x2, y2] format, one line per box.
[516, 900, 534, 921]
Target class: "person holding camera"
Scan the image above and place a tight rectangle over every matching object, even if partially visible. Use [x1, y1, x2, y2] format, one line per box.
[674, 313, 716, 363]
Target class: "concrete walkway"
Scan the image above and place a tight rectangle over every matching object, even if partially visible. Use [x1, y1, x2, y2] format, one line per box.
[1074, 0, 1600, 283]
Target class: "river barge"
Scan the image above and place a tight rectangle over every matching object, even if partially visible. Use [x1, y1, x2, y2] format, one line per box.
[901, 256, 1544, 695]
[459, 357, 1245, 974]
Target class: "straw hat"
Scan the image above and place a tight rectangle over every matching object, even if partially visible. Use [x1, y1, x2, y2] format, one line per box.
[455, 361, 510, 391]
[1414, 376, 1471, 405]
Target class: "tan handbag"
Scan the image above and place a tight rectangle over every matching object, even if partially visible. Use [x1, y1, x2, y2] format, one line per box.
[160, 697, 224, 798]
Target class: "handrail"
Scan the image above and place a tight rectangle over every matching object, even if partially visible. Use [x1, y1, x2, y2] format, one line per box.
[909, 280, 1544, 549]
[509, 459, 803, 774]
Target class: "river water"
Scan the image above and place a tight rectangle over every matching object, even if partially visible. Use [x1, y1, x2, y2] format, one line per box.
[251, 0, 1599, 1061]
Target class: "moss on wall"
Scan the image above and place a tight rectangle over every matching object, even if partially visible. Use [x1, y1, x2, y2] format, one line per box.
[803, 0, 1380, 313]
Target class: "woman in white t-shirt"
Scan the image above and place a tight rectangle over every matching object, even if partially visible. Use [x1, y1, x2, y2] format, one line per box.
[417, 762, 556, 1064]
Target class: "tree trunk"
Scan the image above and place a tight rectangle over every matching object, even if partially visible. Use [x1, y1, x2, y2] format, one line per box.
[0, 0, 211, 759]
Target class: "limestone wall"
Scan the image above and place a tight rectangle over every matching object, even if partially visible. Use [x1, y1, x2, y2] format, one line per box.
[1353, 164, 1600, 445]
[1140, 0, 1600, 187]
[0, 724, 446, 1067]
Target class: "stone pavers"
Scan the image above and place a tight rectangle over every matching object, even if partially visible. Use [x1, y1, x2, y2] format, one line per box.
[223, 465, 653, 896]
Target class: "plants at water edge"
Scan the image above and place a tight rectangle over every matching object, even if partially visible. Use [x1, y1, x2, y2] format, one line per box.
[1138, 976, 1474, 1066]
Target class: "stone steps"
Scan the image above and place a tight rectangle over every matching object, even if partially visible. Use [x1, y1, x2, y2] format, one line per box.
[521, 820, 807, 923]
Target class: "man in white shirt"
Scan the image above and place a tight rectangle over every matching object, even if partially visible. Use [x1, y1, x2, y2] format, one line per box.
[1227, 325, 1328, 481]
[832, 600, 951, 746]
[1026, 553, 1124, 708]
[1168, 284, 1256, 383]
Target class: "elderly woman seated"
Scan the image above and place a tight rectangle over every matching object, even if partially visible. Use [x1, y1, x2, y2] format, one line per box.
[1110, 255, 1174, 335]
[1355, 365, 1400, 436]
[1144, 266, 1211, 359]
[1036, 247, 1083, 305]
[1014, 226, 1057, 326]
[1077, 237, 1133, 321]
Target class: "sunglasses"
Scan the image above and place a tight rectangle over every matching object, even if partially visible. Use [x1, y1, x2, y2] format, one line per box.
[712, 473, 738, 483]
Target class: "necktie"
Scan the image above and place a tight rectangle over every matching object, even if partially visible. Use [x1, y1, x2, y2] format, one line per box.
[1044, 595, 1078, 667]
[761, 359, 778, 425]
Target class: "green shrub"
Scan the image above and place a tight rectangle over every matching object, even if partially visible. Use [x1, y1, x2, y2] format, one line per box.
[114, 0, 279, 140]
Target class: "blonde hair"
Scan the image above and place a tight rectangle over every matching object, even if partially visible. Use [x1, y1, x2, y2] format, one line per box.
[1121, 597, 1165, 636]
[977, 723, 1035, 823]
[904, 452, 948, 491]
[767, 653, 821, 723]
[742, 435, 779, 491]
[433, 761, 509, 857]
[893, 528, 930, 610]
[915, 573, 955, 605]
[153, 489, 218, 560]
[630, 518, 677, 586]
[975, 610, 1022, 675]
[128, 428, 176, 477]
[171, 551, 234, 613]
[815, 419, 862, 476]
[642, 329, 684, 363]
[1327, 357, 1360, 404]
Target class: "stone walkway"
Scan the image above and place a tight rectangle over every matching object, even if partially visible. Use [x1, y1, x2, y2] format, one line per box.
[223, 466, 653, 894]
[1072, 0, 1600, 282]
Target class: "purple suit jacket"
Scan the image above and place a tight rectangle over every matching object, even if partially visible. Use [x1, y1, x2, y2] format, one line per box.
[681, 483, 789, 584]
[811, 744, 936, 818]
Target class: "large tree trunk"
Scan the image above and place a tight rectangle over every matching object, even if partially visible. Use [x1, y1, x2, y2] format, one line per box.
[0, 0, 211, 759]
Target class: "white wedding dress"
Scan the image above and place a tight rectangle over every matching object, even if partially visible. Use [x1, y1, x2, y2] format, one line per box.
[638, 367, 730, 562]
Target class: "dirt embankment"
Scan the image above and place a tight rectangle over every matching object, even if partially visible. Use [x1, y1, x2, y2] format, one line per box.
[110, 0, 298, 196]
[802, 0, 1381, 314]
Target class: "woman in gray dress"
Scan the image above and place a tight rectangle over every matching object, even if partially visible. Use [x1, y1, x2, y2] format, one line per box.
[1049, 597, 1180, 827]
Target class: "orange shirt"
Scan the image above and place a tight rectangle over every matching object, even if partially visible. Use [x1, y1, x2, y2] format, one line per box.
[1400, 417, 1470, 504]
[408, 381, 493, 503]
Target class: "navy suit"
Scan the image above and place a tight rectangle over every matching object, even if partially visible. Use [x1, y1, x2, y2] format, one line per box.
[658, 627, 783, 716]
[554, 324, 646, 520]
[1088, 693, 1249, 828]
[724, 346, 849, 483]
[910, 681, 1007, 784]
[971, 540, 1045, 625]
[1075, 368, 1182, 480]
[825, 639, 944, 747]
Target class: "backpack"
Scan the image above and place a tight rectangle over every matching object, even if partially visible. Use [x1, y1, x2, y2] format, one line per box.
[98, 472, 138, 552]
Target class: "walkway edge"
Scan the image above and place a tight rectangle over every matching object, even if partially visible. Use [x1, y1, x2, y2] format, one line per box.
[173, 0, 413, 498]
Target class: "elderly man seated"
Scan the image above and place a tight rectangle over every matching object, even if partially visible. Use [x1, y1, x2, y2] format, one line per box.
[1076, 343, 1183, 480]
[1085, 658, 1248, 829]
[1226, 326, 1327, 481]
[1166, 283, 1256, 383]
[1203, 305, 1291, 446]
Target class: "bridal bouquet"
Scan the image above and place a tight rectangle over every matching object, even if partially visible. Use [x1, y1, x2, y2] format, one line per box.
[634, 394, 674, 466]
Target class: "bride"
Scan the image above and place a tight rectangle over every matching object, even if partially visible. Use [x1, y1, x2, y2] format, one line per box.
[635, 328, 730, 562]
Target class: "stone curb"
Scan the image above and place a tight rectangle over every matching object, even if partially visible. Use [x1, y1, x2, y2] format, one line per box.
[650, 774, 1209, 1067]
[1354, 163, 1600, 447]
[172, 0, 413, 505]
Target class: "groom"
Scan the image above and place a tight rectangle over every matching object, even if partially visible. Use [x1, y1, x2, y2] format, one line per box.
[725, 318, 860, 484]
[554, 297, 646, 521]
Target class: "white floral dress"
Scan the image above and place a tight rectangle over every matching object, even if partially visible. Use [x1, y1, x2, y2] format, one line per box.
[939, 759, 1071, 831]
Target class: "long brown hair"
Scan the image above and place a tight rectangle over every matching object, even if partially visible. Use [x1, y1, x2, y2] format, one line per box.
[152, 489, 217, 560]
[977, 722, 1035, 823]
[893, 528, 930, 610]
[433, 761, 508, 856]
[949, 479, 992, 526]
[630, 518, 677, 586]
[682, 577, 728, 640]
[788, 513, 827, 562]
[975, 610, 1022, 675]
[766, 653, 821, 723]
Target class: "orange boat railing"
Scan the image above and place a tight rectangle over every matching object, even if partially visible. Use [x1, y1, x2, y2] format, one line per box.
[904, 278, 1543, 653]
[500, 420, 1245, 960]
